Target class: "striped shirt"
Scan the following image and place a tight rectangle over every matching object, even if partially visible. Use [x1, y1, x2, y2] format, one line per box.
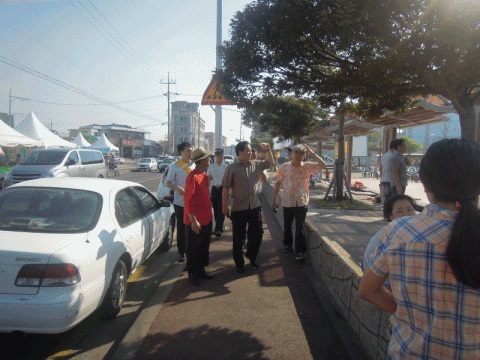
[371, 204, 480, 359]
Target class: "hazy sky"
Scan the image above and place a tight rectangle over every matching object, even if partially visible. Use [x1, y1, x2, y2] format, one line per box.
[0, 0, 252, 144]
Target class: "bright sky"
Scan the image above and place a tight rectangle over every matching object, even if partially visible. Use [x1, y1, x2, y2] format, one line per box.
[0, 0, 252, 145]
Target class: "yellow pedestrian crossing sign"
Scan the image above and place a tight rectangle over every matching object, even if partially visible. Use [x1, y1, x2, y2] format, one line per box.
[201, 78, 236, 105]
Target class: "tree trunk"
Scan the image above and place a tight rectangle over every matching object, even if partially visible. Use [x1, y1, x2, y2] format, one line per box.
[451, 93, 477, 141]
[334, 112, 345, 200]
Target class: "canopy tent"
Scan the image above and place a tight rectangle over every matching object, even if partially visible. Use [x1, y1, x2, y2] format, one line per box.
[15, 111, 77, 148]
[90, 133, 119, 154]
[0, 119, 42, 147]
[73, 132, 91, 147]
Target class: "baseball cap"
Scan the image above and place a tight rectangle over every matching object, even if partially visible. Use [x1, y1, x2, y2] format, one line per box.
[214, 148, 224, 156]
[292, 144, 306, 153]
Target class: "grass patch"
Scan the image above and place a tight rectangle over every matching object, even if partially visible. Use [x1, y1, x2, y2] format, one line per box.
[312, 198, 373, 210]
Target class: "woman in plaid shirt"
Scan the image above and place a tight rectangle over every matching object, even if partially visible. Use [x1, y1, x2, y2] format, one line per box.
[359, 139, 480, 359]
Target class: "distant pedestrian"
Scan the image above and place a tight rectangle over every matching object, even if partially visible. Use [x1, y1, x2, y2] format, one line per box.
[184, 147, 215, 286]
[362, 194, 416, 290]
[273, 144, 327, 261]
[359, 138, 480, 359]
[222, 141, 274, 273]
[207, 148, 228, 237]
[380, 138, 408, 217]
[325, 169, 330, 181]
[166, 142, 194, 263]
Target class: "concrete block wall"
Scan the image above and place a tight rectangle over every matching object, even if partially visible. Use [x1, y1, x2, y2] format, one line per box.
[306, 224, 390, 359]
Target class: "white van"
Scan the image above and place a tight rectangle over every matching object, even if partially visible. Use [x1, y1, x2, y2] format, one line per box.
[4, 148, 107, 187]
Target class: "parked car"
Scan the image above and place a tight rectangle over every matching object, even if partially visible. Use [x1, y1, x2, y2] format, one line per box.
[114, 157, 126, 164]
[136, 157, 157, 171]
[157, 157, 175, 172]
[3, 148, 107, 187]
[223, 155, 234, 164]
[0, 177, 175, 334]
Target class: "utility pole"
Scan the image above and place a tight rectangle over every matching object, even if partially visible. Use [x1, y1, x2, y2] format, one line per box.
[160, 72, 176, 154]
[215, 0, 223, 148]
[9, 88, 11, 115]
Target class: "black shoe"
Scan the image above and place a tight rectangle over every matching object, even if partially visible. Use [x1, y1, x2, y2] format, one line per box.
[236, 266, 244, 273]
[282, 246, 293, 253]
[178, 254, 186, 263]
[215, 230, 221, 238]
[199, 268, 214, 279]
[250, 260, 259, 269]
[295, 252, 306, 261]
[189, 272, 201, 286]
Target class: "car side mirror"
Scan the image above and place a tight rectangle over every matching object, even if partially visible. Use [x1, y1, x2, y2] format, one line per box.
[160, 199, 171, 207]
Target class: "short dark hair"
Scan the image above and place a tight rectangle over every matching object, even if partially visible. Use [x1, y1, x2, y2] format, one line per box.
[177, 142, 192, 154]
[383, 194, 415, 220]
[235, 141, 250, 156]
[392, 138, 406, 150]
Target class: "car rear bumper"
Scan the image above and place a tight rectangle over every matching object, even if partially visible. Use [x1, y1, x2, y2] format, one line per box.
[0, 289, 96, 334]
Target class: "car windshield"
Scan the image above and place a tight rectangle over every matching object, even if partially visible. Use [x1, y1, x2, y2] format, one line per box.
[0, 187, 102, 233]
[21, 150, 68, 165]
[163, 158, 175, 164]
[139, 158, 151, 163]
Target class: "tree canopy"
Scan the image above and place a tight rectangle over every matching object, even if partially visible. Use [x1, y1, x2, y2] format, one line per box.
[221, 0, 480, 140]
[247, 96, 325, 143]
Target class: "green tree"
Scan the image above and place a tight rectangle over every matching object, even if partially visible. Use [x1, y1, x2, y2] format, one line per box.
[250, 96, 322, 144]
[221, 0, 480, 141]
[403, 136, 424, 154]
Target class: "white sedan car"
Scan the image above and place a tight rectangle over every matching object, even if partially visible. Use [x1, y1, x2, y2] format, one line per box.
[0, 177, 175, 334]
[136, 157, 157, 171]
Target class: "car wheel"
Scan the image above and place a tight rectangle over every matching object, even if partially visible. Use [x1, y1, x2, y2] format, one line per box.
[158, 215, 176, 253]
[101, 260, 128, 319]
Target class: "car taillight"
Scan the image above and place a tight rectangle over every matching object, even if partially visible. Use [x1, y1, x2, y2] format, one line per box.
[16, 264, 81, 287]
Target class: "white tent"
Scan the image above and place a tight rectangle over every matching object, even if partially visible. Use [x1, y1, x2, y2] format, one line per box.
[73, 132, 91, 147]
[15, 111, 77, 148]
[0, 119, 42, 147]
[90, 133, 119, 153]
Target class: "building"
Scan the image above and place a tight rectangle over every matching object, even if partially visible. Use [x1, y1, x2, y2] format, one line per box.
[69, 123, 150, 158]
[204, 132, 228, 152]
[170, 101, 205, 152]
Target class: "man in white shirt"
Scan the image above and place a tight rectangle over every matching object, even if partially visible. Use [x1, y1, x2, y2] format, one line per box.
[166, 142, 194, 263]
[207, 148, 228, 237]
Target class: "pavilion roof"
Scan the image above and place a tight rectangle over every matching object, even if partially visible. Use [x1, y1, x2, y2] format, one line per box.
[369, 95, 454, 129]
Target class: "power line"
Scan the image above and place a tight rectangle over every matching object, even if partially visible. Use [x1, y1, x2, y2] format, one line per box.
[0, 54, 161, 122]
[68, 0, 161, 82]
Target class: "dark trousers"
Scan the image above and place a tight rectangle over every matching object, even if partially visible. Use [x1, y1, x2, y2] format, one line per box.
[173, 204, 186, 256]
[231, 206, 263, 268]
[211, 186, 225, 231]
[283, 206, 308, 253]
[185, 222, 212, 274]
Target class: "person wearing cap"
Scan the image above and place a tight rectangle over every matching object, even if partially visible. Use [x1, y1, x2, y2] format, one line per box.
[222, 141, 274, 273]
[286, 147, 293, 162]
[273, 144, 327, 261]
[183, 147, 215, 286]
[207, 148, 228, 238]
[166, 142, 194, 263]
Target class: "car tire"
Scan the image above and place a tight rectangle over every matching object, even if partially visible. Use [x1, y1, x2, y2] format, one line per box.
[101, 260, 128, 319]
[158, 215, 176, 253]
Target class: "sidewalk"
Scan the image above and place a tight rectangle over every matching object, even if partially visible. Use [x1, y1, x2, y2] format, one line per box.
[112, 204, 365, 359]
[111, 174, 395, 359]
